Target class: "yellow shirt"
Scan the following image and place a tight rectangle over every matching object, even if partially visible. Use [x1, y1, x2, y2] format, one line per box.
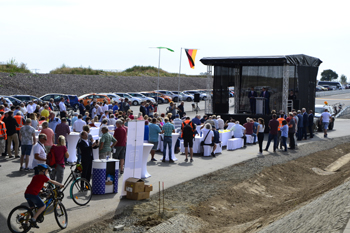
[41, 109, 50, 121]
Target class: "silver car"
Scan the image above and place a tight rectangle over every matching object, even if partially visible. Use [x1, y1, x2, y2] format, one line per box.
[155, 90, 182, 102]
[171, 91, 194, 102]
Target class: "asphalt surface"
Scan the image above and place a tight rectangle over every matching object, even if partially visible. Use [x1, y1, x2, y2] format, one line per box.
[1, 91, 350, 233]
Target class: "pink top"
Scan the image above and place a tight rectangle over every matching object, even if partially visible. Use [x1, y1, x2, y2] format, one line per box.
[41, 128, 54, 146]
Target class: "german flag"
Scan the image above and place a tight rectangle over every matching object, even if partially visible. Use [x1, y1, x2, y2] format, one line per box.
[185, 49, 197, 69]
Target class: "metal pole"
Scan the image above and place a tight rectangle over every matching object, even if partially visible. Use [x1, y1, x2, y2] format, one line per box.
[157, 48, 161, 91]
[178, 48, 182, 104]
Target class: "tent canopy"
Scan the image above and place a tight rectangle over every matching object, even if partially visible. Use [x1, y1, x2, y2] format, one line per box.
[200, 54, 322, 67]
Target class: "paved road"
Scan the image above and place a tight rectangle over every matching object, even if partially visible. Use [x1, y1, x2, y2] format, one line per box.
[1, 92, 350, 233]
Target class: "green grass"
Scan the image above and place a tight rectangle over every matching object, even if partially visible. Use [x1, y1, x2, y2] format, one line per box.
[0, 58, 31, 74]
[49, 65, 205, 77]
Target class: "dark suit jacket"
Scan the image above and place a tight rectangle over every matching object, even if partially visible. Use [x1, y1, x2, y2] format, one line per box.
[77, 140, 93, 162]
[260, 91, 270, 99]
[248, 91, 257, 100]
[308, 113, 314, 125]
[303, 112, 308, 127]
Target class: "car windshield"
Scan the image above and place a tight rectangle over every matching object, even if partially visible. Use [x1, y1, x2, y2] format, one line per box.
[315, 107, 325, 114]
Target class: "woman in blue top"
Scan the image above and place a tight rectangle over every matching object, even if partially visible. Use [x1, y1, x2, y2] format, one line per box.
[144, 121, 149, 142]
[280, 120, 289, 152]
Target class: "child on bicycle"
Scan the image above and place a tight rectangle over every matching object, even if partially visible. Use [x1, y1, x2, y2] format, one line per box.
[24, 164, 64, 228]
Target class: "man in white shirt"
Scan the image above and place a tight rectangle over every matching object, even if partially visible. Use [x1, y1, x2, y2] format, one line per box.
[73, 114, 86, 132]
[96, 103, 103, 119]
[59, 97, 67, 118]
[32, 100, 38, 110]
[320, 109, 332, 138]
[217, 116, 224, 129]
[173, 114, 183, 131]
[20, 103, 27, 115]
[33, 134, 47, 174]
[26, 101, 34, 117]
[200, 123, 217, 157]
[233, 121, 247, 147]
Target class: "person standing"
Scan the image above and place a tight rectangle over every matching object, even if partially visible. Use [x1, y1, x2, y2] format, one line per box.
[50, 135, 69, 183]
[296, 110, 303, 141]
[280, 120, 288, 152]
[3, 111, 19, 158]
[73, 115, 86, 133]
[288, 113, 296, 149]
[161, 117, 175, 162]
[19, 119, 36, 171]
[59, 98, 67, 119]
[0, 116, 7, 157]
[139, 102, 147, 117]
[320, 108, 332, 138]
[78, 99, 86, 116]
[26, 101, 34, 118]
[217, 116, 225, 130]
[33, 134, 48, 174]
[40, 105, 50, 122]
[99, 126, 117, 159]
[41, 121, 54, 153]
[257, 118, 265, 154]
[113, 120, 127, 172]
[48, 112, 61, 143]
[168, 102, 176, 120]
[308, 110, 314, 138]
[277, 115, 285, 149]
[302, 108, 308, 140]
[264, 114, 279, 152]
[55, 118, 70, 164]
[182, 117, 196, 162]
[14, 111, 25, 147]
[259, 87, 270, 115]
[177, 101, 185, 118]
[77, 131, 95, 183]
[248, 87, 257, 114]
[148, 118, 161, 162]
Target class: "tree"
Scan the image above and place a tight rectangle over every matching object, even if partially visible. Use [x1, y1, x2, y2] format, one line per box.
[340, 74, 347, 84]
[320, 69, 338, 81]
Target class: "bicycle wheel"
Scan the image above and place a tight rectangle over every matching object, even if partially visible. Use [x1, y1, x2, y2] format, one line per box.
[7, 205, 33, 233]
[70, 178, 92, 206]
[54, 202, 68, 229]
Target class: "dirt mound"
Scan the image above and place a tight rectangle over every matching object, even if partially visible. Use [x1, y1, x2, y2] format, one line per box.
[192, 144, 350, 233]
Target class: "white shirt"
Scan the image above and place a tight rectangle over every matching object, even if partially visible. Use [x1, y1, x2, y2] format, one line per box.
[59, 101, 66, 112]
[73, 119, 86, 132]
[97, 106, 103, 115]
[201, 128, 214, 144]
[20, 107, 27, 114]
[233, 124, 246, 138]
[32, 103, 37, 110]
[217, 119, 224, 129]
[102, 104, 109, 113]
[26, 104, 34, 114]
[108, 117, 116, 126]
[321, 112, 332, 122]
[91, 108, 97, 119]
[32, 142, 46, 168]
[258, 123, 265, 133]
[227, 122, 235, 130]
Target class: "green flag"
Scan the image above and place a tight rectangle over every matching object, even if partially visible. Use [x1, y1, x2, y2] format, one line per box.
[157, 47, 174, 52]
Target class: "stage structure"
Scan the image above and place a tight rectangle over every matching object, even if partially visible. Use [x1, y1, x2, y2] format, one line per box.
[200, 54, 322, 121]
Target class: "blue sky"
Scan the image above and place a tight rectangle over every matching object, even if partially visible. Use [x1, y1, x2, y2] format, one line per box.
[1, 0, 349, 80]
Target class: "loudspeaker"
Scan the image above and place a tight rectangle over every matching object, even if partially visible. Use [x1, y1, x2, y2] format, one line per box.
[194, 93, 200, 102]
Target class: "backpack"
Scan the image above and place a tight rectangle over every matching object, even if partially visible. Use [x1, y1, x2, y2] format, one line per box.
[46, 146, 56, 168]
[183, 121, 194, 139]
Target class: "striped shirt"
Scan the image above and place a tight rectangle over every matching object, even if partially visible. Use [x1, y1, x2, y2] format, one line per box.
[162, 122, 174, 136]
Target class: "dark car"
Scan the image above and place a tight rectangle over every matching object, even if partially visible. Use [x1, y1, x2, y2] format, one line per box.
[11, 95, 41, 104]
[39, 93, 78, 110]
[2, 96, 22, 106]
[140, 92, 165, 104]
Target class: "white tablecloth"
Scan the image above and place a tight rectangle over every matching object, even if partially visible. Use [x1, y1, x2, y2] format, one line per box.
[163, 133, 179, 161]
[180, 136, 203, 154]
[90, 127, 99, 137]
[227, 138, 244, 150]
[246, 135, 257, 143]
[35, 130, 40, 137]
[219, 131, 231, 146]
[67, 132, 80, 162]
[141, 143, 153, 179]
[196, 125, 202, 136]
[94, 122, 101, 127]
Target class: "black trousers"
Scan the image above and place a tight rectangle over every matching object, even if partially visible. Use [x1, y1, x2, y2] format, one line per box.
[81, 156, 93, 183]
[258, 132, 264, 153]
[288, 132, 295, 149]
[308, 124, 314, 138]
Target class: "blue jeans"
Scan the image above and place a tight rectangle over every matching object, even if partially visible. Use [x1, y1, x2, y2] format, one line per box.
[265, 134, 278, 151]
[163, 136, 172, 160]
[281, 136, 287, 151]
[252, 133, 257, 143]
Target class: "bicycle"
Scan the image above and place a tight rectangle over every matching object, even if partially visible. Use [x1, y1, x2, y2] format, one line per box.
[7, 186, 68, 233]
[48, 163, 92, 206]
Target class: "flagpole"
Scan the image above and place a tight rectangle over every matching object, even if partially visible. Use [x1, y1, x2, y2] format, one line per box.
[177, 48, 182, 104]
[157, 48, 161, 91]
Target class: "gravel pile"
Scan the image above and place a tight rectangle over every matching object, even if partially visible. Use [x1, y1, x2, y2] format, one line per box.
[0, 72, 208, 97]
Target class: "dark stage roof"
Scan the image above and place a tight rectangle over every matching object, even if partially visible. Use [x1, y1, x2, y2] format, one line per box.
[200, 54, 322, 67]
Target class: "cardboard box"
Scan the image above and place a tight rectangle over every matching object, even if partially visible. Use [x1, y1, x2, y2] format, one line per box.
[126, 191, 150, 200]
[125, 178, 144, 193]
[144, 184, 153, 192]
[105, 181, 113, 185]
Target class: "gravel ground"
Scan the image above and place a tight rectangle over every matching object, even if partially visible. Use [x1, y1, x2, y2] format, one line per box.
[0, 72, 208, 96]
[74, 136, 350, 233]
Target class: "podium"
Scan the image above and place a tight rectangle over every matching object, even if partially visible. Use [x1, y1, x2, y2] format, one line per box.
[256, 97, 265, 115]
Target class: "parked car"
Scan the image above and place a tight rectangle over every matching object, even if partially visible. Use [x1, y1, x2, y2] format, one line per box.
[11, 95, 42, 104]
[78, 93, 110, 106]
[140, 92, 166, 104]
[316, 85, 328, 91]
[39, 93, 79, 110]
[148, 91, 172, 103]
[318, 81, 342, 90]
[115, 93, 142, 106]
[171, 91, 194, 102]
[183, 90, 207, 100]
[155, 90, 182, 102]
[2, 96, 22, 106]
[127, 93, 156, 104]
[314, 104, 335, 131]
[0, 97, 13, 107]
[99, 93, 121, 103]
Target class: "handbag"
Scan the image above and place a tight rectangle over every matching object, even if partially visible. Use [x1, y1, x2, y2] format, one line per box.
[201, 130, 211, 146]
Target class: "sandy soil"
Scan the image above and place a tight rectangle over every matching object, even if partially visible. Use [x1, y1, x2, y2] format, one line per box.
[75, 140, 350, 233]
